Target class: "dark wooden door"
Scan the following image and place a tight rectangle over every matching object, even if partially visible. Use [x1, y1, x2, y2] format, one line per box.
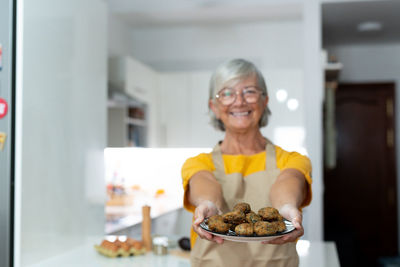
[324, 83, 398, 267]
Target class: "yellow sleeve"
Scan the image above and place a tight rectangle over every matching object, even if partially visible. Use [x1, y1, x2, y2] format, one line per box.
[181, 153, 215, 212]
[275, 145, 313, 207]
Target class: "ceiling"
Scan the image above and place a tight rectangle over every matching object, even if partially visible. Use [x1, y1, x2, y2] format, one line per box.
[107, 0, 400, 44]
[107, 0, 303, 27]
[322, 0, 400, 45]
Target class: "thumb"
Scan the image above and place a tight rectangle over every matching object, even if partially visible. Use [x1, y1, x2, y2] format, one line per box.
[292, 216, 302, 229]
[194, 206, 207, 225]
[194, 216, 203, 225]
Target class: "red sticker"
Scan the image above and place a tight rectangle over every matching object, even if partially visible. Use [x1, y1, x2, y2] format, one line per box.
[0, 98, 8, 119]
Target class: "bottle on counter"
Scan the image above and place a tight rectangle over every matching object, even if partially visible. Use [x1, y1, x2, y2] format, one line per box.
[142, 205, 152, 252]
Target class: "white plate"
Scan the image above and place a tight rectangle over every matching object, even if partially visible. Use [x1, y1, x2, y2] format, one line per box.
[200, 219, 295, 242]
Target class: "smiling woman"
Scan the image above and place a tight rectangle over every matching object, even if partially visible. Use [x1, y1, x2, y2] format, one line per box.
[182, 59, 312, 267]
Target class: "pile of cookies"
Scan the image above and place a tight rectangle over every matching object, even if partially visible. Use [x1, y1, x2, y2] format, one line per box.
[94, 236, 146, 257]
[206, 202, 286, 236]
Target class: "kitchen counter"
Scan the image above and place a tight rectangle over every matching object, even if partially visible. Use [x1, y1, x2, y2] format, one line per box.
[29, 240, 340, 267]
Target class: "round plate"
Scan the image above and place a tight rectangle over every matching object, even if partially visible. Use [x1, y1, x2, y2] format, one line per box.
[199, 219, 295, 242]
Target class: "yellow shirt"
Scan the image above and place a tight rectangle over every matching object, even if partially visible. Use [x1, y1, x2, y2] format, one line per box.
[181, 145, 312, 246]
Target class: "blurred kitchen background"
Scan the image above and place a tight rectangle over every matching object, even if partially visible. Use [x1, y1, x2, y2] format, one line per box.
[1, 0, 400, 266]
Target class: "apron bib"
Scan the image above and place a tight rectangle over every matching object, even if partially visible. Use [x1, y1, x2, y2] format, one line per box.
[191, 141, 299, 267]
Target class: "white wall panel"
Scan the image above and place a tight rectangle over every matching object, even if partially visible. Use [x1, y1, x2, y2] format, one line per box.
[303, 0, 323, 242]
[16, 0, 108, 265]
[108, 15, 133, 58]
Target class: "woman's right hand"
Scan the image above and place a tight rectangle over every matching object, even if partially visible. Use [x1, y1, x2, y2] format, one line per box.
[192, 200, 224, 244]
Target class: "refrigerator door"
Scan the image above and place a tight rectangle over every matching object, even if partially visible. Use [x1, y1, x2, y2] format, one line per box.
[0, 0, 14, 266]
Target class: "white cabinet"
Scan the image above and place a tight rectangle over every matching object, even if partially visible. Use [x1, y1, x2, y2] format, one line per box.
[108, 59, 222, 148]
[109, 57, 156, 102]
[108, 57, 155, 147]
[125, 58, 156, 103]
[158, 73, 191, 147]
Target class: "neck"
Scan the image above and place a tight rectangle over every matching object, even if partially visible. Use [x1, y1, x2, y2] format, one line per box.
[220, 130, 266, 155]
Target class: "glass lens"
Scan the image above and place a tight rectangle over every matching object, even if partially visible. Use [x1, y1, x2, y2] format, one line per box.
[243, 87, 260, 103]
[217, 87, 262, 105]
[218, 88, 235, 105]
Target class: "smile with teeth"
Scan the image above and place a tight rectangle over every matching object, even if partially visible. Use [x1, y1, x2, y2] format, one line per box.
[230, 111, 251, 116]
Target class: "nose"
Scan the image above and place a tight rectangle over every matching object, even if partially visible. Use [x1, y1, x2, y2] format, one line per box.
[233, 90, 245, 105]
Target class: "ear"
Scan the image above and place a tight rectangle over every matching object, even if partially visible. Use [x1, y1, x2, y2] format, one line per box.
[263, 95, 269, 108]
[209, 99, 220, 119]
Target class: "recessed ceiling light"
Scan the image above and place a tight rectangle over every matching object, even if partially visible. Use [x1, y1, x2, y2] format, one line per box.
[357, 21, 383, 32]
[276, 89, 288, 103]
[287, 98, 299, 111]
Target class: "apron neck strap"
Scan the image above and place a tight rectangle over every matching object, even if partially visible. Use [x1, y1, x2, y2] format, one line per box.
[211, 142, 224, 171]
[211, 139, 277, 170]
[265, 139, 277, 170]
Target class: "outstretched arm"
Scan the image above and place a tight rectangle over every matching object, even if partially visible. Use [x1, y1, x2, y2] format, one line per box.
[188, 170, 226, 244]
[264, 168, 308, 244]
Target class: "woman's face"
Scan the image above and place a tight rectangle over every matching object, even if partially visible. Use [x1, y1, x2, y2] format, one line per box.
[210, 74, 268, 133]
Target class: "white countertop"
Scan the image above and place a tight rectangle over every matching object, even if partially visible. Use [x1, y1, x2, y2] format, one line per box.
[29, 240, 340, 267]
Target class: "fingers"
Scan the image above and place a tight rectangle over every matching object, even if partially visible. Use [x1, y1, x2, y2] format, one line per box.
[192, 201, 224, 244]
[193, 212, 204, 227]
[261, 207, 304, 245]
[277, 204, 304, 238]
[192, 222, 224, 244]
[193, 207, 209, 228]
[261, 225, 304, 245]
[194, 200, 219, 220]
[213, 236, 224, 244]
[291, 216, 302, 229]
[278, 204, 302, 222]
[194, 226, 211, 239]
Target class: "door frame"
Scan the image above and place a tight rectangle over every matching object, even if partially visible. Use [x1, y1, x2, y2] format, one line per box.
[0, 0, 16, 266]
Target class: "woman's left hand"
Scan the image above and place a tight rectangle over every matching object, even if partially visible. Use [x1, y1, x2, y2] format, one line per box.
[261, 204, 304, 245]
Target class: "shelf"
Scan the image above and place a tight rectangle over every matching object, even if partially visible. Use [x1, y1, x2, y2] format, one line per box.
[125, 118, 147, 127]
[107, 97, 144, 109]
[325, 62, 343, 81]
[324, 62, 343, 71]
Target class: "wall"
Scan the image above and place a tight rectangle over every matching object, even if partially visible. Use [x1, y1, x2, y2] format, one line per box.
[157, 71, 222, 148]
[108, 15, 133, 58]
[14, 0, 108, 266]
[158, 69, 305, 149]
[326, 42, 400, 246]
[129, 20, 304, 72]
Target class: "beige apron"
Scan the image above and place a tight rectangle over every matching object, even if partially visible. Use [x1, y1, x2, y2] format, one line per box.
[191, 141, 299, 267]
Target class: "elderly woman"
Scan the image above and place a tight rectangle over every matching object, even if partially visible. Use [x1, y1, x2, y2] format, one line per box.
[181, 59, 312, 267]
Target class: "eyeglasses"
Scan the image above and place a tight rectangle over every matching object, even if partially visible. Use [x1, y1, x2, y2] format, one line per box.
[215, 86, 265, 106]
